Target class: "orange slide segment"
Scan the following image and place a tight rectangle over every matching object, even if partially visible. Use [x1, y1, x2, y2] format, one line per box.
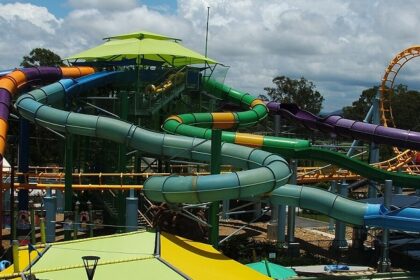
[235, 132, 264, 148]
[60, 66, 95, 78]
[211, 112, 236, 129]
[0, 119, 7, 156]
[0, 76, 19, 95]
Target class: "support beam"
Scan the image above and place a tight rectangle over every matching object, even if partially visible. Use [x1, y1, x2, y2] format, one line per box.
[209, 129, 221, 248]
[18, 118, 29, 211]
[287, 159, 299, 256]
[368, 95, 380, 198]
[277, 205, 286, 245]
[332, 182, 349, 249]
[117, 90, 129, 231]
[328, 181, 337, 231]
[64, 133, 73, 241]
[126, 189, 138, 232]
[44, 188, 56, 243]
[378, 180, 392, 272]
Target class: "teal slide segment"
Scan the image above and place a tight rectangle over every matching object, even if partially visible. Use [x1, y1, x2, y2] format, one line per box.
[269, 184, 367, 225]
[15, 72, 291, 204]
[270, 185, 420, 232]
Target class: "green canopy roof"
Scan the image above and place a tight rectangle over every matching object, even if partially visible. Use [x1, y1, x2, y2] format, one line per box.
[104, 30, 181, 41]
[66, 31, 217, 67]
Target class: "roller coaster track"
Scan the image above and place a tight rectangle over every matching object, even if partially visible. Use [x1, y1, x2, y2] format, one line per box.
[298, 150, 420, 183]
[298, 46, 420, 181]
[380, 46, 420, 174]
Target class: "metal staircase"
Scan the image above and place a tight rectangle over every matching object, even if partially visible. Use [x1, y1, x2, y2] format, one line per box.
[150, 83, 186, 115]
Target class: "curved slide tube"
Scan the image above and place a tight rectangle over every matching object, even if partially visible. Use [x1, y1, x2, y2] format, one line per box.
[270, 184, 420, 232]
[15, 71, 291, 204]
[14, 71, 420, 232]
[268, 102, 420, 151]
[0, 66, 95, 157]
[163, 78, 420, 188]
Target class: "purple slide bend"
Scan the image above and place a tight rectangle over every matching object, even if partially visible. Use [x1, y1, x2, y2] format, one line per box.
[267, 102, 420, 150]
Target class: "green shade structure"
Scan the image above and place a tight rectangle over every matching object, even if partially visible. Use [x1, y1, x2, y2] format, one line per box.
[104, 30, 181, 41]
[1, 230, 271, 279]
[66, 31, 217, 66]
[246, 260, 297, 279]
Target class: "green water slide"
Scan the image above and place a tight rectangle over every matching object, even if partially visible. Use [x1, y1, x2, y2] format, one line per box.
[15, 72, 291, 204]
[163, 78, 420, 188]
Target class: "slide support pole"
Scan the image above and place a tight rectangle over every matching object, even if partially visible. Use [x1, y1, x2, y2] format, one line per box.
[64, 133, 74, 241]
[378, 180, 392, 272]
[332, 182, 349, 249]
[126, 189, 138, 232]
[209, 129, 221, 248]
[287, 159, 299, 256]
[44, 188, 56, 243]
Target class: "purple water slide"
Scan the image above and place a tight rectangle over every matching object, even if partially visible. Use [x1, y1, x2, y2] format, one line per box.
[0, 67, 62, 157]
[266, 101, 420, 150]
[20, 67, 62, 83]
[0, 67, 62, 119]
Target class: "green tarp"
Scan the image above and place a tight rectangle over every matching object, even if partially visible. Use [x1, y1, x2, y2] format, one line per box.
[246, 260, 297, 279]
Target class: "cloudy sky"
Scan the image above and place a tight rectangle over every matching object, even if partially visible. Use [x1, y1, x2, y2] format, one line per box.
[1, 0, 420, 112]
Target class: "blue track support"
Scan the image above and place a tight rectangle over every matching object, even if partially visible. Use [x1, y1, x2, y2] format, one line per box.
[287, 160, 297, 243]
[369, 94, 380, 198]
[56, 190, 64, 213]
[328, 181, 337, 231]
[126, 189, 138, 232]
[44, 189, 56, 243]
[18, 118, 29, 210]
[346, 100, 376, 157]
[377, 180, 392, 272]
[332, 182, 349, 249]
[273, 114, 286, 245]
[277, 205, 286, 244]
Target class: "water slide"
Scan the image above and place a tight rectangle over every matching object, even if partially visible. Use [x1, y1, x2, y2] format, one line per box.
[270, 184, 420, 232]
[12, 70, 420, 232]
[0, 66, 95, 159]
[163, 79, 420, 188]
[267, 102, 420, 151]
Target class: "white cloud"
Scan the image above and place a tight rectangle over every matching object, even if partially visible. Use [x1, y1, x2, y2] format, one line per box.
[0, 2, 61, 34]
[1, 0, 420, 112]
[0, 3, 62, 68]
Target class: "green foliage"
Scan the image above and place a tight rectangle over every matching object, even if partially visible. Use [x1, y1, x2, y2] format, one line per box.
[17, 49, 65, 165]
[260, 76, 324, 114]
[343, 84, 420, 131]
[342, 86, 378, 121]
[392, 89, 420, 131]
[20, 48, 63, 67]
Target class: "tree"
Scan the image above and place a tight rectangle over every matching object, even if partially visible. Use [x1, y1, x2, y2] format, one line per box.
[342, 86, 378, 121]
[20, 48, 63, 67]
[260, 76, 324, 114]
[19, 48, 64, 165]
[391, 89, 420, 131]
[342, 84, 420, 131]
